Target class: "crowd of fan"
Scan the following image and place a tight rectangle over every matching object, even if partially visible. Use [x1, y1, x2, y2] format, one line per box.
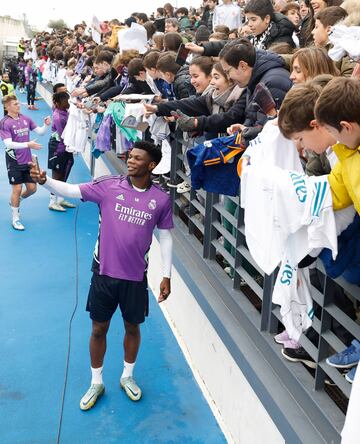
[1, 0, 360, 384]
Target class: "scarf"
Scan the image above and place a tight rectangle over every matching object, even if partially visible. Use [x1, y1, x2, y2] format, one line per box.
[251, 22, 273, 50]
[211, 85, 244, 114]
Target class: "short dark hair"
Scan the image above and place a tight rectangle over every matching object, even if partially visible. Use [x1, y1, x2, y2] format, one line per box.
[143, 50, 161, 69]
[177, 7, 189, 16]
[244, 0, 275, 20]
[53, 82, 66, 93]
[53, 91, 69, 106]
[163, 32, 183, 51]
[133, 141, 162, 165]
[315, 77, 360, 131]
[219, 38, 256, 68]
[156, 52, 180, 75]
[125, 17, 137, 27]
[278, 82, 324, 138]
[136, 13, 149, 23]
[278, 75, 334, 138]
[127, 58, 146, 77]
[95, 50, 114, 65]
[315, 6, 347, 28]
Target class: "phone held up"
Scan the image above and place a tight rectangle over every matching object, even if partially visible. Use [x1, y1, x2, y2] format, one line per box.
[32, 154, 40, 172]
[175, 44, 190, 66]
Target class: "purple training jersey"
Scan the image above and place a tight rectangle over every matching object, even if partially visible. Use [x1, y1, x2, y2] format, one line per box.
[51, 108, 68, 153]
[0, 114, 37, 165]
[80, 176, 174, 281]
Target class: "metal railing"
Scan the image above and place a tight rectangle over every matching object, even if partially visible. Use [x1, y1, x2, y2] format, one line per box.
[82, 100, 359, 441]
[164, 134, 359, 440]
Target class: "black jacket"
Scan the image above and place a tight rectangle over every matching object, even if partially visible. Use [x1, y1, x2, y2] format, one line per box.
[254, 13, 296, 49]
[202, 14, 295, 56]
[298, 14, 314, 48]
[173, 65, 196, 99]
[157, 94, 210, 117]
[85, 68, 117, 97]
[196, 50, 292, 134]
[121, 78, 154, 95]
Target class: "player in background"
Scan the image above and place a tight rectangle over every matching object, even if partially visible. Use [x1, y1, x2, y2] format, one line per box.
[0, 94, 51, 230]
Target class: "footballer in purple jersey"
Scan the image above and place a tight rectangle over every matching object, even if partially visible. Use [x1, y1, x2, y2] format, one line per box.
[47, 91, 75, 212]
[0, 94, 51, 231]
[30, 141, 173, 409]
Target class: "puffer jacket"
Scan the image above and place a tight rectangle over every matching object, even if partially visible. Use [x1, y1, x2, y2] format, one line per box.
[85, 68, 117, 97]
[196, 49, 291, 134]
[243, 49, 292, 128]
[201, 14, 295, 56]
[328, 143, 360, 215]
[173, 65, 196, 99]
[250, 13, 296, 49]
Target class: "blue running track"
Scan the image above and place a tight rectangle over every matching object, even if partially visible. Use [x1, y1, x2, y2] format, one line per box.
[0, 91, 226, 444]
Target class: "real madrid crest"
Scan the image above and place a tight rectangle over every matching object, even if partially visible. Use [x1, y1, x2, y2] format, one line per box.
[148, 199, 157, 210]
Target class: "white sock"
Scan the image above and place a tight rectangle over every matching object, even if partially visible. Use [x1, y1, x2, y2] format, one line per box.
[57, 195, 64, 204]
[121, 361, 135, 379]
[11, 206, 20, 223]
[91, 366, 103, 385]
[50, 194, 56, 205]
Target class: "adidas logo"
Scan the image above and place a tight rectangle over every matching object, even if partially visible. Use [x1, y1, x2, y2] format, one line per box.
[116, 194, 125, 201]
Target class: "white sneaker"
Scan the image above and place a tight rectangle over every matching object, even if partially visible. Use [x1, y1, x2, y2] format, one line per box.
[49, 202, 66, 212]
[59, 200, 76, 208]
[79, 383, 105, 410]
[177, 181, 191, 194]
[12, 220, 25, 231]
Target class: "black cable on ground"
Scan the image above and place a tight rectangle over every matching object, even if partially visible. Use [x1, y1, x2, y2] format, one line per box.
[56, 205, 80, 444]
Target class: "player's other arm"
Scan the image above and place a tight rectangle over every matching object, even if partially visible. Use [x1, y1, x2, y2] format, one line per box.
[158, 229, 173, 303]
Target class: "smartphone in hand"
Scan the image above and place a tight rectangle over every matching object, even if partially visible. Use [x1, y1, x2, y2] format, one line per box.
[32, 154, 40, 172]
[175, 44, 190, 66]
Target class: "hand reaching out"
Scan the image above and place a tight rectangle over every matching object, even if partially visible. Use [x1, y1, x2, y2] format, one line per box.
[143, 103, 158, 117]
[227, 123, 245, 135]
[27, 140, 42, 149]
[185, 42, 205, 55]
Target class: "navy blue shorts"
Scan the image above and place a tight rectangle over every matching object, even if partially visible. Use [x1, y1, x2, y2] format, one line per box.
[86, 273, 149, 325]
[7, 167, 34, 185]
[48, 138, 74, 176]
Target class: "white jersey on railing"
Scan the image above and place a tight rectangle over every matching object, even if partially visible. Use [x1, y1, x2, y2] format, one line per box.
[62, 103, 90, 153]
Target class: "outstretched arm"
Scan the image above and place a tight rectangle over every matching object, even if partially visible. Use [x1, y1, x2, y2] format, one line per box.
[33, 116, 51, 135]
[30, 163, 82, 198]
[42, 176, 82, 198]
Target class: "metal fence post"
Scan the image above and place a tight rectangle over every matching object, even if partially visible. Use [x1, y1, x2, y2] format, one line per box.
[203, 192, 219, 259]
[261, 272, 277, 332]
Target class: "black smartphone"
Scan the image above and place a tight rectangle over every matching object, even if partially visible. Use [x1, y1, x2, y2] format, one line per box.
[175, 44, 190, 66]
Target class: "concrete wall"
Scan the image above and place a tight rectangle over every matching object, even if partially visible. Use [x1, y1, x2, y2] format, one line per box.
[37, 83, 284, 443]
